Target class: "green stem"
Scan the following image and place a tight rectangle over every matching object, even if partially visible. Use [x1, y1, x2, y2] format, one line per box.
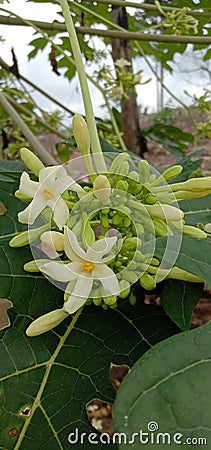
[59, 0, 106, 173]
[0, 91, 57, 165]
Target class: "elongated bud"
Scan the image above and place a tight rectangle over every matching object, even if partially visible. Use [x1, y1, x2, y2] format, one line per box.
[109, 152, 129, 174]
[82, 221, 95, 247]
[116, 161, 129, 176]
[168, 267, 203, 283]
[26, 309, 68, 336]
[145, 203, 184, 221]
[9, 224, 50, 248]
[174, 190, 211, 201]
[20, 147, 44, 177]
[170, 177, 211, 192]
[93, 174, 111, 202]
[182, 225, 207, 239]
[138, 160, 150, 184]
[72, 114, 90, 156]
[161, 165, 183, 181]
[24, 259, 50, 272]
[152, 218, 172, 237]
[41, 231, 64, 251]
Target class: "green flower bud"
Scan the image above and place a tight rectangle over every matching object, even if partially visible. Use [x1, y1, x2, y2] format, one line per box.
[170, 177, 211, 193]
[145, 193, 157, 205]
[41, 231, 64, 251]
[140, 273, 156, 290]
[168, 267, 203, 283]
[116, 161, 129, 176]
[119, 280, 131, 298]
[122, 237, 142, 251]
[145, 204, 184, 221]
[123, 270, 139, 284]
[72, 114, 90, 156]
[128, 171, 139, 182]
[9, 224, 50, 248]
[152, 218, 172, 237]
[115, 180, 129, 191]
[182, 225, 207, 239]
[24, 259, 54, 272]
[101, 214, 109, 229]
[93, 175, 111, 202]
[112, 213, 122, 226]
[123, 217, 131, 228]
[26, 309, 68, 336]
[93, 297, 103, 306]
[20, 147, 44, 177]
[103, 294, 117, 306]
[138, 160, 150, 184]
[83, 221, 95, 247]
[161, 165, 183, 181]
[109, 152, 129, 174]
[133, 250, 146, 262]
[129, 292, 136, 305]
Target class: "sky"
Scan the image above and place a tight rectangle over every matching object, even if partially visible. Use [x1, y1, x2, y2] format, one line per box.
[0, 0, 209, 121]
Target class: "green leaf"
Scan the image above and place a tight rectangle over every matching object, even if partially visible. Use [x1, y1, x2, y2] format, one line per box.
[142, 124, 194, 160]
[161, 280, 204, 331]
[153, 236, 211, 286]
[114, 322, 211, 449]
[181, 195, 211, 226]
[0, 181, 179, 449]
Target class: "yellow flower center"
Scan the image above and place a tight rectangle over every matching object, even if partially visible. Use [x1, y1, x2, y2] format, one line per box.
[82, 262, 94, 272]
[42, 188, 54, 200]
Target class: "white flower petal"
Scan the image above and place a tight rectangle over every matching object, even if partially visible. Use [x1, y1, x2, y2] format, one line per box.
[19, 172, 39, 197]
[54, 176, 84, 196]
[53, 198, 69, 229]
[18, 196, 46, 225]
[87, 236, 117, 262]
[64, 276, 93, 314]
[41, 261, 79, 282]
[64, 295, 87, 314]
[64, 226, 86, 262]
[39, 166, 65, 183]
[93, 264, 120, 295]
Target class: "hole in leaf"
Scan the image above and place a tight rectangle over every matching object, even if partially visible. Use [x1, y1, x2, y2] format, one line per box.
[19, 406, 31, 417]
[110, 363, 130, 391]
[8, 428, 18, 437]
[86, 399, 114, 436]
[0, 201, 7, 216]
[0, 299, 13, 330]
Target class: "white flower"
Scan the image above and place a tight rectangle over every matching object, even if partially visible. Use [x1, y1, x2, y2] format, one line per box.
[18, 166, 84, 229]
[41, 227, 120, 314]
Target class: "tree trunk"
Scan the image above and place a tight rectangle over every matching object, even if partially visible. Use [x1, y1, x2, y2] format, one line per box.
[111, 5, 145, 156]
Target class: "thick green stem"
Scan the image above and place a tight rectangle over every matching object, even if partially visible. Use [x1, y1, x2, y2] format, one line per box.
[59, 0, 106, 173]
[0, 91, 57, 165]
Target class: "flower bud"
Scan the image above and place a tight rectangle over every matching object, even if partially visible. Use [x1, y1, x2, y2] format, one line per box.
[140, 273, 156, 290]
[103, 294, 117, 306]
[26, 309, 68, 336]
[119, 280, 131, 298]
[167, 267, 203, 283]
[145, 204, 184, 221]
[152, 218, 172, 237]
[40, 231, 64, 251]
[161, 165, 183, 181]
[72, 114, 90, 156]
[9, 224, 50, 248]
[171, 177, 211, 192]
[129, 292, 136, 305]
[204, 223, 211, 233]
[20, 147, 44, 177]
[109, 152, 129, 174]
[93, 175, 111, 202]
[182, 225, 207, 239]
[138, 160, 150, 184]
[24, 259, 50, 272]
[122, 237, 142, 252]
[15, 190, 32, 202]
[83, 221, 95, 247]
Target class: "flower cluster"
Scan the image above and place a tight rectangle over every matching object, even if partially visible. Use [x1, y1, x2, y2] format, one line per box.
[9, 116, 211, 337]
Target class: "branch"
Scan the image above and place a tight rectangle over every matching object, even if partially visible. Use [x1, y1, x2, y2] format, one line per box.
[0, 15, 210, 45]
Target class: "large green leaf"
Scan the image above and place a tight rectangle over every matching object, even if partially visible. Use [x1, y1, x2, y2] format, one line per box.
[181, 195, 211, 226]
[0, 175, 179, 449]
[114, 322, 211, 449]
[153, 236, 211, 286]
[161, 279, 204, 331]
